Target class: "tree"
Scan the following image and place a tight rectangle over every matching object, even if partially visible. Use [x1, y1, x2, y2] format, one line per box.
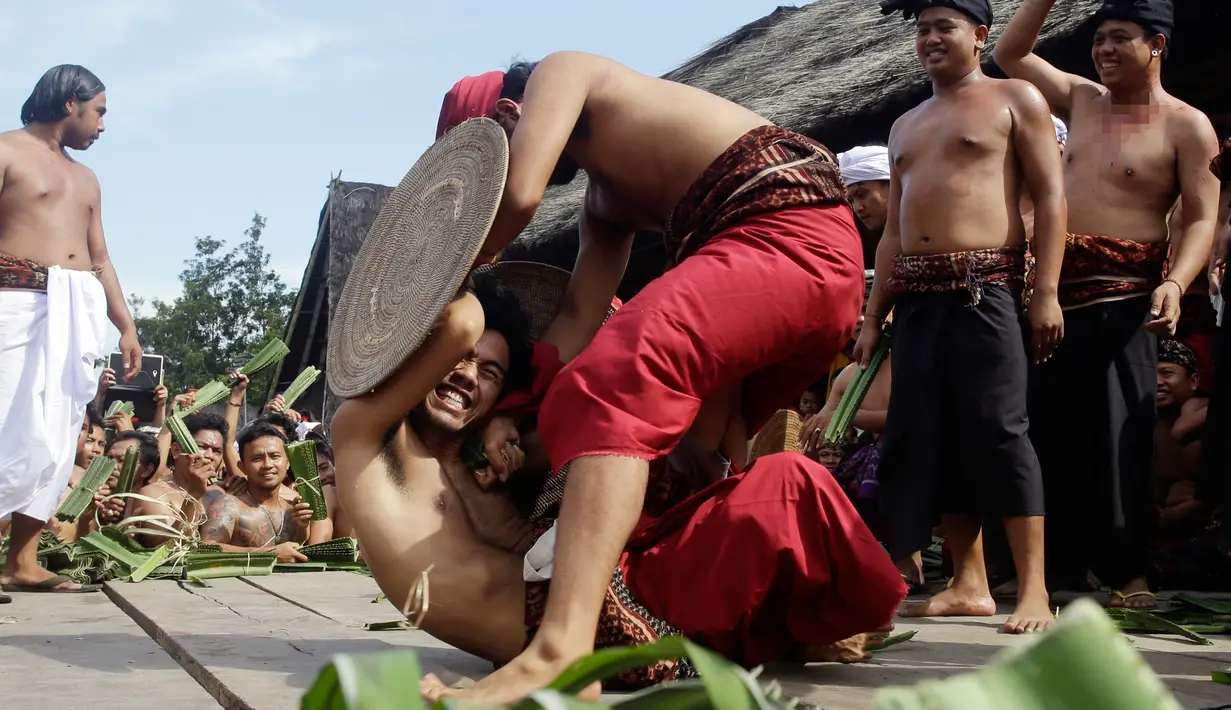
[132, 213, 295, 406]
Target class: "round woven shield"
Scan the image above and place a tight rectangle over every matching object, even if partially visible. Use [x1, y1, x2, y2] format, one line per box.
[327, 118, 508, 398]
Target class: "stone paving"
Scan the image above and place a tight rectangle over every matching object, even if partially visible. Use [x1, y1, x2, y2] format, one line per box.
[1, 573, 1228, 709]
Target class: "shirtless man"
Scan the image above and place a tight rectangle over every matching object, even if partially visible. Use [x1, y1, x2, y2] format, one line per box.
[332, 275, 902, 700]
[0, 64, 141, 594]
[308, 437, 354, 544]
[199, 423, 311, 562]
[863, 0, 1067, 634]
[1153, 339, 1207, 533]
[995, 0, 1220, 608]
[430, 49, 864, 700]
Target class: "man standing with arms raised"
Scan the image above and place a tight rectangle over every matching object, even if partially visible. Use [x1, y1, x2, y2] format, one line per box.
[864, 0, 1067, 634]
[995, 0, 1220, 608]
[0, 65, 142, 596]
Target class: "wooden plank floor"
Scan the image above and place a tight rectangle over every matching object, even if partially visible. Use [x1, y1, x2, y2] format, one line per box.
[1, 573, 1227, 709]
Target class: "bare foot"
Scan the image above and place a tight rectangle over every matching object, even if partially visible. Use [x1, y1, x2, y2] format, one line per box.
[899, 587, 996, 619]
[990, 578, 1017, 599]
[420, 649, 600, 704]
[1003, 590, 1055, 634]
[1109, 577, 1156, 610]
[0, 565, 91, 591]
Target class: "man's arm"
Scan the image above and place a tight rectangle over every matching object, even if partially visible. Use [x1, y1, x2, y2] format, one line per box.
[199, 490, 239, 545]
[480, 51, 592, 258]
[542, 196, 635, 363]
[331, 291, 484, 448]
[1166, 111, 1222, 292]
[1172, 397, 1208, 444]
[993, 0, 1100, 118]
[85, 174, 141, 381]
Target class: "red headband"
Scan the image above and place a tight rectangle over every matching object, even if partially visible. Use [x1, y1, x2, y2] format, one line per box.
[435, 71, 506, 140]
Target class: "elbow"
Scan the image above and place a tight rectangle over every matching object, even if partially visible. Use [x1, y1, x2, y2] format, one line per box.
[992, 45, 1022, 72]
[500, 185, 542, 224]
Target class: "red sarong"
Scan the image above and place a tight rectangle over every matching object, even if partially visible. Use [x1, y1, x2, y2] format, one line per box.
[538, 129, 863, 468]
[523, 452, 906, 687]
[1056, 234, 1167, 311]
[886, 246, 1030, 304]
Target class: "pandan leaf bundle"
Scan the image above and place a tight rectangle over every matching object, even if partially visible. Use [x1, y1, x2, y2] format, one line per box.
[231, 338, 290, 384]
[287, 440, 327, 522]
[175, 380, 230, 416]
[823, 327, 891, 447]
[105, 400, 135, 419]
[281, 366, 321, 409]
[166, 413, 200, 455]
[299, 537, 359, 563]
[112, 445, 141, 496]
[55, 455, 117, 522]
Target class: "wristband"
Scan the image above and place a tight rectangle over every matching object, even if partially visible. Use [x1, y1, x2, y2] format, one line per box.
[1161, 277, 1185, 296]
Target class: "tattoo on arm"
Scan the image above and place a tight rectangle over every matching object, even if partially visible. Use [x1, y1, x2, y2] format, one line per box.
[200, 493, 238, 544]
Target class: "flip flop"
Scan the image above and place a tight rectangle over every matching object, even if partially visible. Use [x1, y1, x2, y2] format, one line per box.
[0, 592, 10, 604]
[1, 574, 101, 593]
[1109, 590, 1157, 610]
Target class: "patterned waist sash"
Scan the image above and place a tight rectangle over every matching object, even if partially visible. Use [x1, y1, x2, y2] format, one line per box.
[662, 125, 847, 265]
[0, 251, 49, 292]
[886, 246, 1030, 307]
[1057, 234, 1167, 311]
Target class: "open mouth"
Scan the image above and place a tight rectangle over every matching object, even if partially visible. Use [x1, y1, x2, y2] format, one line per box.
[433, 384, 473, 413]
[925, 50, 947, 61]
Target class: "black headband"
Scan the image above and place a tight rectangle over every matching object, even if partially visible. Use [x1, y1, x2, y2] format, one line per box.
[1094, 0, 1174, 42]
[1159, 338, 1197, 374]
[881, 0, 994, 28]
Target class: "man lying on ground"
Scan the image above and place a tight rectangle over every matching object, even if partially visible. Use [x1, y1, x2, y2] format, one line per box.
[867, 0, 1067, 634]
[996, 0, 1219, 609]
[429, 47, 866, 702]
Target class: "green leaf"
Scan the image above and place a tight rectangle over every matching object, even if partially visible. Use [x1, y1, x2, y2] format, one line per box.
[681, 638, 757, 710]
[871, 630, 918, 653]
[1171, 592, 1231, 615]
[301, 651, 426, 710]
[545, 637, 689, 695]
[522, 690, 606, 709]
[128, 544, 171, 582]
[611, 680, 712, 710]
[1213, 667, 1230, 685]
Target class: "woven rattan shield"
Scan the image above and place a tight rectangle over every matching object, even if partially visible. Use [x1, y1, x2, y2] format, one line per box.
[327, 117, 508, 397]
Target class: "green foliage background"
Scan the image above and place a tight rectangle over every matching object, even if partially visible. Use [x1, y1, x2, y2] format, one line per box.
[131, 213, 295, 405]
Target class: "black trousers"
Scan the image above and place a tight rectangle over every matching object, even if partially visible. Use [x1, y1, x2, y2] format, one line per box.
[1028, 297, 1157, 590]
[879, 285, 1044, 561]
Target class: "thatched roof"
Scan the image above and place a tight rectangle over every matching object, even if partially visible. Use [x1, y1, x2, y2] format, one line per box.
[515, 0, 1229, 247]
[281, 0, 1230, 426]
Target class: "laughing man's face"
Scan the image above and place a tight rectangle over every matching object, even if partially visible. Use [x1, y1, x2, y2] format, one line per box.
[421, 330, 510, 433]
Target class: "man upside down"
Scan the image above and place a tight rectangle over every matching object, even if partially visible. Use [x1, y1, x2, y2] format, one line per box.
[330, 275, 906, 702]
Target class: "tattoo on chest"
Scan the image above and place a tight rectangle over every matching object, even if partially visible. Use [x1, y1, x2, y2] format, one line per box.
[232, 503, 294, 547]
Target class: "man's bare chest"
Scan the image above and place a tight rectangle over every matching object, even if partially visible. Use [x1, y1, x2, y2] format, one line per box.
[232, 503, 293, 547]
[583, 177, 663, 231]
[1065, 115, 1175, 199]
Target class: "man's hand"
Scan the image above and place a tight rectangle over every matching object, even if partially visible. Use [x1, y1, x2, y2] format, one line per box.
[265, 394, 286, 414]
[1210, 225, 1229, 295]
[1146, 280, 1183, 336]
[119, 330, 142, 383]
[272, 541, 308, 563]
[107, 411, 135, 432]
[851, 320, 882, 368]
[289, 498, 313, 528]
[479, 416, 525, 484]
[153, 384, 168, 407]
[172, 392, 196, 412]
[97, 367, 116, 396]
[175, 452, 215, 498]
[229, 372, 249, 399]
[1027, 292, 1065, 363]
[798, 411, 835, 455]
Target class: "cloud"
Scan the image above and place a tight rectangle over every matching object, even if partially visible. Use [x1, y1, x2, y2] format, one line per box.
[116, 23, 348, 124]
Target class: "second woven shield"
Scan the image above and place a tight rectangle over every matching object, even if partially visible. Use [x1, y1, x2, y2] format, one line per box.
[327, 118, 508, 398]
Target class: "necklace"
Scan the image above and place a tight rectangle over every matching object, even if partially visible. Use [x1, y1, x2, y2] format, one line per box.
[245, 491, 285, 542]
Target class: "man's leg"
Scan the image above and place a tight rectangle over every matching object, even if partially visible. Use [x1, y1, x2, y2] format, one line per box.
[1002, 515, 1053, 632]
[0, 511, 94, 591]
[425, 206, 862, 702]
[900, 514, 996, 618]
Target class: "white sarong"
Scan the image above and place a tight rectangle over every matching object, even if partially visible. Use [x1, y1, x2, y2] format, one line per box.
[0, 267, 108, 522]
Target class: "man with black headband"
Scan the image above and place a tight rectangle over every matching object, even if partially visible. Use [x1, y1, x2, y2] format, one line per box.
[865, 0, 1066, 634]
[996, 0, 1220, 609]
[1153, 339, 1208, 537]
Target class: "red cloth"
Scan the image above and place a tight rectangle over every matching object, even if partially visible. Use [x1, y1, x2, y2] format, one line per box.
[621, 452, 906, 665]
[435, 71, 505, 140]
[539, 202, 863, 466]
[493, 340, 565, 420]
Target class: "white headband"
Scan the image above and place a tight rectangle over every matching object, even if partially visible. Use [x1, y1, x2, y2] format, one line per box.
[838, 145, 891, 186]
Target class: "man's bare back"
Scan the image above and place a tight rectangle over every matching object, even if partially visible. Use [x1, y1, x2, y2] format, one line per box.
[891, 80, 1034, 255]
[0, 128, 101, 270]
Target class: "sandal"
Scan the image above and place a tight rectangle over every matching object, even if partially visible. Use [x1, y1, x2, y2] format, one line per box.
[1, 574, 101, 593]
[1108, 590, 1157, 610]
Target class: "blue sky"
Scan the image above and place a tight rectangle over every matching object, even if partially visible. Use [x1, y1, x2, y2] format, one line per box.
[0, 0, 795, 350]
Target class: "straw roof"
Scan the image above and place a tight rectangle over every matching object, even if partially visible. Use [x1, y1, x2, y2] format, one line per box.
[514, 0, 1110, 246]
